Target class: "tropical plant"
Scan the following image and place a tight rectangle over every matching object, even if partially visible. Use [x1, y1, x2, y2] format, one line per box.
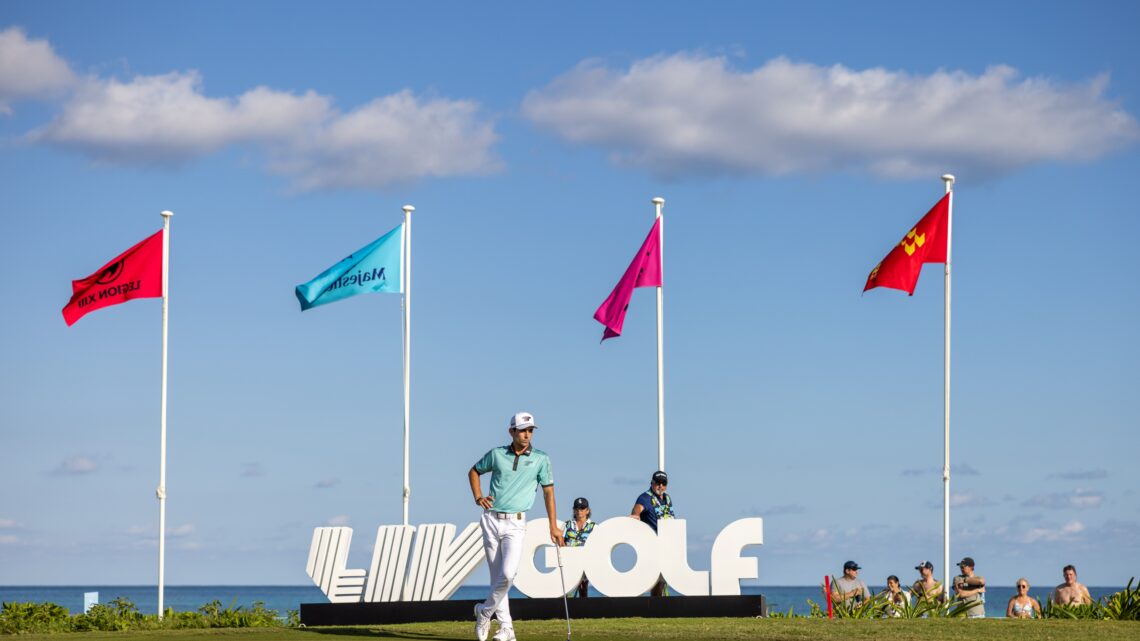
[197, 599, 282, 628]
[1100, 578, 1140, 621]
[73, 596, 148, 631]
[0, 601, 72, 634]
[0, 596, 289, 634]
[766, 604, 803, 619]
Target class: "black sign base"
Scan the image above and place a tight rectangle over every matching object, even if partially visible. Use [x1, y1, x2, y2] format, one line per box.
[300, 595, 766, 626]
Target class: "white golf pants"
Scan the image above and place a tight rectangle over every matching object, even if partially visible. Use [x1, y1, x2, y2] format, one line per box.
[479, 510, 527, 628]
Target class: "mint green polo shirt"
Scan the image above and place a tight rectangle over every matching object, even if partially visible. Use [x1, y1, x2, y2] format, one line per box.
[474, 444, 553, 514]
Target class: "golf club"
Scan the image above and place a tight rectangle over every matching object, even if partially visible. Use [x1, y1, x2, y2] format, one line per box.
[555, 544, 571, 641]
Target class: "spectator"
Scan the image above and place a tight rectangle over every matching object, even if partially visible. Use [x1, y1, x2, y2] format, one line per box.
[830, 561, 871, 608]
[1007, 578, 1042, 618]
[630, 470, 674, 596]
[911, 561, 945, 604]
[879, 574, 909, 616]
[563, 497, 595, 597]
[952, 556, 986, 618]
[1053, 564, 1093, 605]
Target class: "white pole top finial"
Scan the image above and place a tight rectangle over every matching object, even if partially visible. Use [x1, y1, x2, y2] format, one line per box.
[402, 205, 415, 213]
[652, 197, 665, 206]
[941, 174, 955, 185]
[160, 210, 174, 218]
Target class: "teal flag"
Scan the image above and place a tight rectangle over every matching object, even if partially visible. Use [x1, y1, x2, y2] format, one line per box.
[295, 223, 404, 311]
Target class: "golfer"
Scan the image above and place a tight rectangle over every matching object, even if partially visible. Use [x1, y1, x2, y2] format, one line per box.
[469, 411, 562, 641]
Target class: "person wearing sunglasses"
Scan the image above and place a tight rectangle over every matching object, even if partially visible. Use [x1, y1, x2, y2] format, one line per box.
[1007, 578, 1041, 618]
[563, 497, 595, 597]
[630, 470, 674, 596]
[831, 561, 871, 608]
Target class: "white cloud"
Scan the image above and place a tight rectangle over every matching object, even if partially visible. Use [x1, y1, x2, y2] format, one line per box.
[1023, 489, 1104, 510]
[32, 71, 330, 164]
[127, 523, 192, 539]
[0, 518, 18, 528]
[0, 534, 18, 544]
[1018, 519, 1085, 544]
[327, 515, 351, 526]
[925, 491, 994, 509]
[523, 53, 1139, 179]
[168, 523, 194, 537]
[902, 463, 981, 478]
[52, 455, 98, 475]
[21, 33, 501, 190]
[268, 91, 501, 191]
[0, 27, 75, 113]
[949, 492, 992, 508]
[780, 527, 832, 546]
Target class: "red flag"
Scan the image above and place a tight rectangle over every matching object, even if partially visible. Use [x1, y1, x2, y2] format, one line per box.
[62, 230, 164, 326]
[594, 218, 661, 340]
[864, 194, 949, 295]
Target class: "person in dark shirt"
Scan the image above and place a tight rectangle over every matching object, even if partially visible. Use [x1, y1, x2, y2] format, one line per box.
[629, 470, 674, 596]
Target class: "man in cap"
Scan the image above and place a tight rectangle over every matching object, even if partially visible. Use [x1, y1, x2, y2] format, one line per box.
[911, 560, 945, 604]
[563, 497, 595, 597]
[830, 561, 871, 607]
[469, 411, 561, 641]
[952, 557, 986, 618]
[630, 470, 674, 596]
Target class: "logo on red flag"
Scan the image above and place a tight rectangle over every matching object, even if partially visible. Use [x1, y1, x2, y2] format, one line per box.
[62, 230, 164, 326]
[864, 194, 949, 296]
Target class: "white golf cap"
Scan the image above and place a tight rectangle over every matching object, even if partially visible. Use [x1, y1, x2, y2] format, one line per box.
[509, 411, 538, 430]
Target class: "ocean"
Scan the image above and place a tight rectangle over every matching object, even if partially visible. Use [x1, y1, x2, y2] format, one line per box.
[0, 584, 1123, 619]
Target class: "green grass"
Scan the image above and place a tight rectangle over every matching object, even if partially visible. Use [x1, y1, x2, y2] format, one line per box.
[7, 618, 1139, 641]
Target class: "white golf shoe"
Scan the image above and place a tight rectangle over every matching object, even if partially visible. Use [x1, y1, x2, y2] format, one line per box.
[474, 604, 492, 641]
[492, 625, 516, 641]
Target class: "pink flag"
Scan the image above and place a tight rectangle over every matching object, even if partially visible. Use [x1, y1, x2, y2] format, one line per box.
[594, 218, 662, 340]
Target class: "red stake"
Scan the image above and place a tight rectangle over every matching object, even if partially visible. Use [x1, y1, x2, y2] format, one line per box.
[824, 576, 833, 619]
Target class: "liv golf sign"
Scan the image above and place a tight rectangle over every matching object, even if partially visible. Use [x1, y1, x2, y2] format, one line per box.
[306, 517, 763, 602]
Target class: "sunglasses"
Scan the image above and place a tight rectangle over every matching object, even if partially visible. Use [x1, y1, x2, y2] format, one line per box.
[1018, 584, 1028, 589]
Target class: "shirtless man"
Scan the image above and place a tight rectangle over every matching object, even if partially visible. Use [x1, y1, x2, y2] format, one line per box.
[911, 561, 945, 604]
[1053, 564, 1093, 605]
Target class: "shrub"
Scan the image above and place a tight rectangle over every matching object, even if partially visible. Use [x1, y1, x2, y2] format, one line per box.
[0, 601, 72, 634]
[1101, 578, 1140, 621]
[0, 596, 289, 634]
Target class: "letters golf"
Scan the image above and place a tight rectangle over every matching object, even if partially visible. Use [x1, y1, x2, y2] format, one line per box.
[307, 517, 763, 602]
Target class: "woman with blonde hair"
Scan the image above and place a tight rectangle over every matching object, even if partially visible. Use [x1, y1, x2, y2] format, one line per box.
[1006, 578, 1042, 618]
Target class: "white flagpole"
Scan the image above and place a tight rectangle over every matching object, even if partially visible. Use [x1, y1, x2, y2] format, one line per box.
[941, 175, 954, 592]
[157, 209, 173, 618]
[401, 205, 414, 527]
[652, 197, 665, 471]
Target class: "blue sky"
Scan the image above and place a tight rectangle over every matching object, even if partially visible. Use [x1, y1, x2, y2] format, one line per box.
[2, 1, 1138, 590]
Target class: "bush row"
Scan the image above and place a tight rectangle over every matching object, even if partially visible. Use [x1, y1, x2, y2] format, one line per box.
[0, 597, 297, 634]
